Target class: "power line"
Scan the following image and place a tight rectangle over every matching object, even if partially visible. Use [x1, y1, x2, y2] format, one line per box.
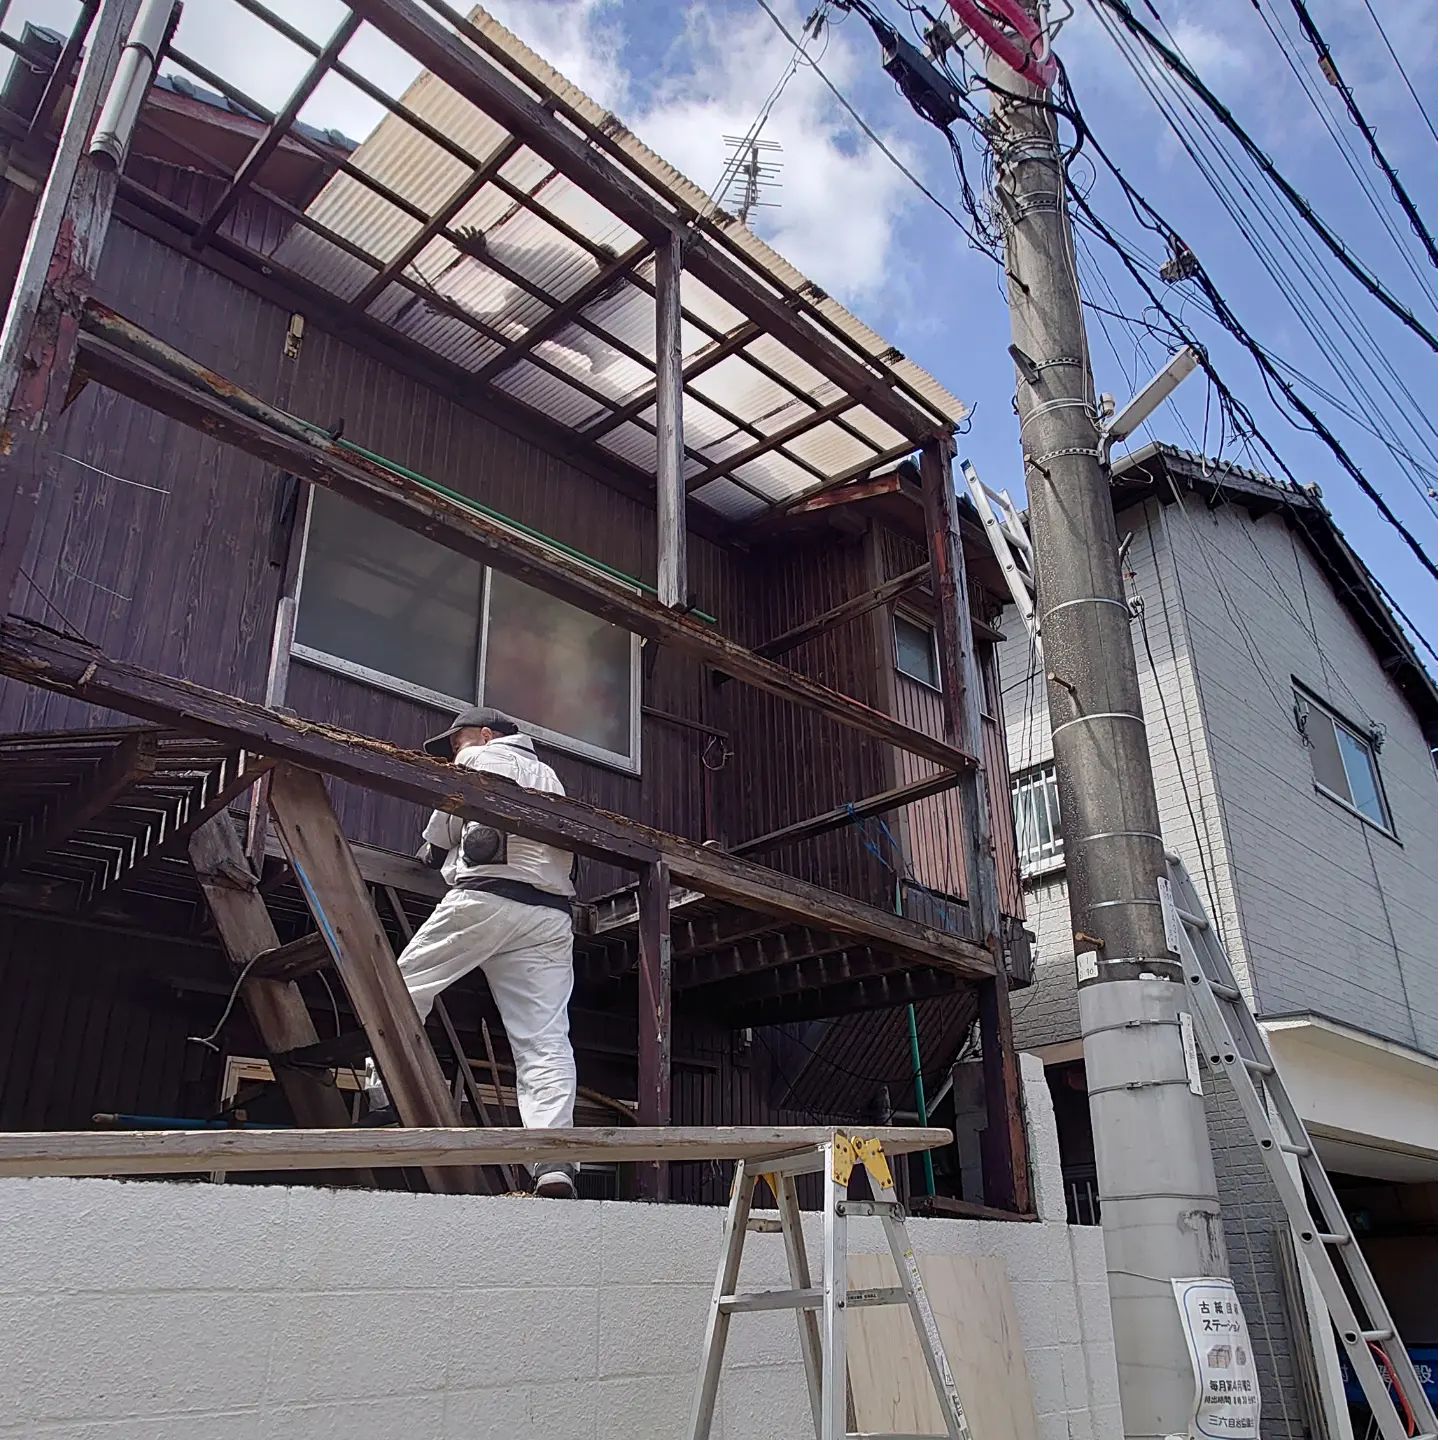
[750, 0, 1002, 256]
[1274, 0, 1437, 262]
[1044, 61, 1439, 578]
[1356, 0, 1437, 141]
[1085, 0, 1438, 351]
[1087, 7, 1439, 513]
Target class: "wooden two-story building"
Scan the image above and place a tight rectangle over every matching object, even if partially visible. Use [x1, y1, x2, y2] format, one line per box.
[0, 2, 1030, 1207]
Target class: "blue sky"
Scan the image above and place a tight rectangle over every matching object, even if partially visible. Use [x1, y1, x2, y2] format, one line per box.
[14, 0, 1437, 656]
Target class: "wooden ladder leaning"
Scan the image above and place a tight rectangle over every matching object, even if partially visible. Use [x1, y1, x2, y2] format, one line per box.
[189, 761, 510, 1196]
[690, 1131, 974, 1440]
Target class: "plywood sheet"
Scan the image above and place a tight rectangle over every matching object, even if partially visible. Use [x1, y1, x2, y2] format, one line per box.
[848, 1252, 1039, 1440]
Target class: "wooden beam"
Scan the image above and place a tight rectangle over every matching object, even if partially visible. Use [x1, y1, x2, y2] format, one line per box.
[474, 239, 650, 384]
[1, 732, 155, 877]
[0, 1123, 956, 1178]
[752, 564, 928, 664]
[675, 930, 851, 990]
[584, 320, 760, 439]
[728, 768, 962, 860]
[0, 618, 994, 977]
[724, 966, 962, 1027]
[654, 232, 686, 610]
[685, 395, 858, 493]
[192, 13, 360, 248]
[978, 971, 1030, 1214]
[0, 0, 138, 610]
[75, 305, 976, 775]
[249, 929, 329, 983]
[186, 815, 370, 1171]
[920, 437, 1029, 1213]
[636, 860, 672, 1199]
[264, 764, 482, 1196]
[346, 0, 943, 444]
[697, 946, 901, 1009]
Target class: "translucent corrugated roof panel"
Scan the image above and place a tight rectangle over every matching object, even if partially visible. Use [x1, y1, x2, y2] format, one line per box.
[261, 1, 968, 520]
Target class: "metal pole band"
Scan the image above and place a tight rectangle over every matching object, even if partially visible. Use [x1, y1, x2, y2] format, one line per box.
[1083, 1018, 1182, 1039]
[1074, 830, 1165, 845]
[1040, 595, 1131, 621]
[1026, 445, 1103, 469]
[1087, 897, 1164, 911]
[1087, 1079, 1198, 1099]
[1020, 397, 1099, 431]
[1098, 1192, 1224, 1208]
[1050, 711, 1145, 735]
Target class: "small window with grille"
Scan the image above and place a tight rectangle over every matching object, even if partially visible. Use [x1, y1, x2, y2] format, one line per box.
[1012, 761, 1064, 876]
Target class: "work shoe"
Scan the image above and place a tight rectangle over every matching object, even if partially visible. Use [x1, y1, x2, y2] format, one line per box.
[534, 1166, 577, 1199]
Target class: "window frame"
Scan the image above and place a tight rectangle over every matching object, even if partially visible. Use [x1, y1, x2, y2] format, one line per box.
[291, 500, 644, 777]
[1011, 760, 1066, 878]
[1294, 684, 1395, 838]
[892, 608, 943, 691]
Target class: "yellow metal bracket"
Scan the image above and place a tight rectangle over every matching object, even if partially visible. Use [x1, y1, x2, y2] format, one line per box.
[830, 1133, 894, 1191]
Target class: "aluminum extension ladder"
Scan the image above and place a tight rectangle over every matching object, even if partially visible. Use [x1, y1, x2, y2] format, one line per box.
[689, 1132, 973, 1440]
[1162, 853, 1437, 1440]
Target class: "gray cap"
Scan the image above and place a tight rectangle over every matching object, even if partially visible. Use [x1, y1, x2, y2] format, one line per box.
[422, 706, 518, 758]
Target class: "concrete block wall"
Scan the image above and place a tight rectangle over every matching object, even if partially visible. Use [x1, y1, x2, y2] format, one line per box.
[0, 1059, 1121, 1440]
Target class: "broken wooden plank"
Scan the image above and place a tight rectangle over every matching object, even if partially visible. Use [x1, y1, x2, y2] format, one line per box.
[248, 929, 329, 983]
[265, 764, 483, 1196]
[0, 1123, 955, 1178]
[187, 815, 370, 1174]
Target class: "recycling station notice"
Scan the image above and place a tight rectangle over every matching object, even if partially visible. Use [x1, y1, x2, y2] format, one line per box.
[1172, 1278, 1261, 1440]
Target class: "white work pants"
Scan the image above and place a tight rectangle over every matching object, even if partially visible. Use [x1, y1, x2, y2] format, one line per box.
[369, 889, 576, 1133]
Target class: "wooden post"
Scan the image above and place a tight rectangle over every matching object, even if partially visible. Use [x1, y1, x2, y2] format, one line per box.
[654, 231, 686, 609]
[264, 763, 482, 1196]
[187, 815, 371, 1180]
[0, 0, 141, 610]
[636, 859, 673, 1198]
[918, 437, 1030, 1213]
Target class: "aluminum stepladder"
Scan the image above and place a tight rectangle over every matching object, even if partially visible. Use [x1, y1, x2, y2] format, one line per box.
[1162, 853, 1437, 1440]
[689, 1131, 974, 1440]
[967, 454, 1436, 1440]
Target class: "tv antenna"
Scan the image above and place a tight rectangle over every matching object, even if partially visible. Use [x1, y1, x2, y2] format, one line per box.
[719, 135, 783, 224]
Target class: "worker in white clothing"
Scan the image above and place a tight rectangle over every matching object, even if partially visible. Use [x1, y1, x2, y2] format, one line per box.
[364, 705, 578, 1199]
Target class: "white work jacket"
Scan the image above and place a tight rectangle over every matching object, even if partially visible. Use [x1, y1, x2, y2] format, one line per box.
[421, 734, 575, 897]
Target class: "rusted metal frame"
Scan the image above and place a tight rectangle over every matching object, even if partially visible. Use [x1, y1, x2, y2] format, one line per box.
[749, 563, 929, 664]
[473, 238, 649, 383]
[24, 0, 98, 141]
[728, 767, 963, 861]
[265, 763, 484, 1196]
[0, 731, 154, 878]
[192, 12, 360, 249]
[0, 0, 139, 611]
[347, 0, 942, 445]
[654, 231, 686, 610]
[684, 395, 859, 494]
[408, 0, 952, 439]
[636, 859, 672, 1198]
[348, 134, 524, 314]
[382, 884, 521, 1192]
[919, 436, 1028, 1214]
[0, 619, 995, 978]
[74, 305, 980, 777]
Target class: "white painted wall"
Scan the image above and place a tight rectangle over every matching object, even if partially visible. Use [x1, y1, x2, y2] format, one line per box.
[0, 1058, 1120, 1440]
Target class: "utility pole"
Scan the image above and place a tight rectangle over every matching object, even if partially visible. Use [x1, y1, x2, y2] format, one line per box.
[986, 45, 1231, 1440]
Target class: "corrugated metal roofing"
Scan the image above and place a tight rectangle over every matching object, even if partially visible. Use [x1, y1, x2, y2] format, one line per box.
[267, 2, 969, 521]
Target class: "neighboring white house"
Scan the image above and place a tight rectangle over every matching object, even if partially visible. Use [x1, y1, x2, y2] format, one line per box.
[995, 443, 1437, 1437]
